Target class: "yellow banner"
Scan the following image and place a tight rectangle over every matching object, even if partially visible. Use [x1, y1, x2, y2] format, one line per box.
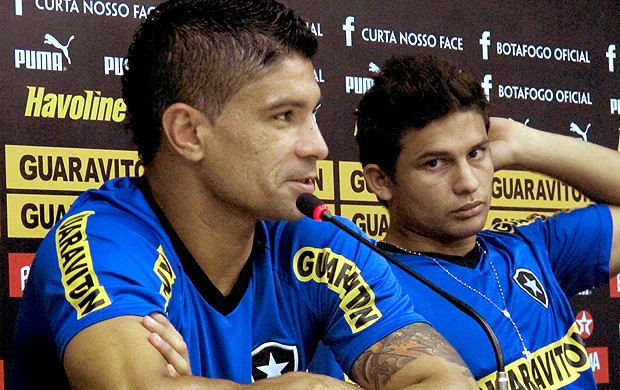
[315, 160, 335, 201]
[491, 171, 590, 209]
[6, 145, 143, 192]
[338, 161, 376, 202]
[7, 193, 77, 238]
[340, 204, 389, 241]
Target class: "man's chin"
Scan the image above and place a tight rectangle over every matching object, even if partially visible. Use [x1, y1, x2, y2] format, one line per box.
[443, 220, 486, 241]
[260, 206, 305, 222]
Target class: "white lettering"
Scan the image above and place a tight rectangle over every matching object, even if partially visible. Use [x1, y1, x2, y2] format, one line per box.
[15, 49, 63, 71]
[498, 85, 554, 102]
[589, 351, 600, 372]
[345, 76, 374, 94]
[440, 35, 463, 50]
[495, 41, 590, 63]
[610, 98, 620, 114]
[556, 90, 592, 105]
[498, 85, 592, 105]
[20, 265, 30, 292]
[35, 0, 79, 12]
[133, 4, 154, 19]
[362, 28, 397, 44]
[398, 32, 437, 47]
[554, 48, 590, 63]
[307, 22, 323, 37]
[103, 56, 126, 75]
[497, 42, 552, 59]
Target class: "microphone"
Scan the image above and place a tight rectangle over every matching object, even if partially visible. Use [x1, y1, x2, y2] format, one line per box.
[296, 193, 508, 390]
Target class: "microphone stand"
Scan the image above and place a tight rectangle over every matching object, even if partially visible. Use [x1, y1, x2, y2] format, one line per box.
[299, 195, 508, 390]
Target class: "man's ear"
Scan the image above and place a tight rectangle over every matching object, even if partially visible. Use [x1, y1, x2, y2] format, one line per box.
[363, 164, 393, 203]
[161, 103, 207, 162]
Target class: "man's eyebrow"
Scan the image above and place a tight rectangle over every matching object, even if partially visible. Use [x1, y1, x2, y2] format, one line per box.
[263, 96, 322, 112]
[471, 139, 490, 150]
[416, 150, 451, 160]
[415, 140, 489, 160]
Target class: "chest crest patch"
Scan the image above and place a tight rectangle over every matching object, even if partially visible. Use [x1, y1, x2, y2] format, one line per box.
[513, 268, 548, 308]
[251, 341, 298, 382]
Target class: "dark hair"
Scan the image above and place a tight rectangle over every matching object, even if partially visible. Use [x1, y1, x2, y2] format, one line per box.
[122, 0, 317, 165]
[356, 54, 490, 181]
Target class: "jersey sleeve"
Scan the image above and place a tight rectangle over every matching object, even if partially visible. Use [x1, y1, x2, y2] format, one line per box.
[518, 204, 612, 296]
[272, 216, 428, 375]
[33, 206, 172, 359]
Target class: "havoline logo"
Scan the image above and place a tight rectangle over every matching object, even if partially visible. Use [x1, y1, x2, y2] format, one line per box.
[24, 86, 126, 122]
[15, 33, 74, 72]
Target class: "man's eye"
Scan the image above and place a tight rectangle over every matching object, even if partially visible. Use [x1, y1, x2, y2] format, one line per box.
[275, 111, 293, 121]
[426, 159, 440, 168]
[469, 148, 483, 159]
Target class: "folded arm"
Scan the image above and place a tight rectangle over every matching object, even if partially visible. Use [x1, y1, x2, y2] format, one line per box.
[64, 315, 358, 389]
[350, 322, 476, 390]
[63, 315, 236, 389]
[145, 315, 475, 389]
[488, 117, 620, 276]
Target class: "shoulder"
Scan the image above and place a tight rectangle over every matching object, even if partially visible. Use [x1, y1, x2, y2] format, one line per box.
[484, 204, 611, 237]
[261, 217, 399, 293]
[57, 177, 157, 236]
[263, 217, 376, 268]
[265, 216, 369, 245]
[35, 177, 163, 275]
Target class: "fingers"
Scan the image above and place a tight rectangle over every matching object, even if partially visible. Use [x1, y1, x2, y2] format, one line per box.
[142, 313, 192, 377]
[167, 363, 180, 378]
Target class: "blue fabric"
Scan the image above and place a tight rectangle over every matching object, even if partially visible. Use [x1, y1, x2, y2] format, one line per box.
[311, 205, 611, 389]
[11, 176, 425, 388]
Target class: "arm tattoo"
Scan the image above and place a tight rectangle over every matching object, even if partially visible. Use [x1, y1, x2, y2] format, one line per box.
[351, 322, 472, 389]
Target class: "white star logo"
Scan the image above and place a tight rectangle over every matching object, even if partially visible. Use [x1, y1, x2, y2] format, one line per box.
[256, 353, 289, 378]
[523, 275, 542, 295]
[513, 268, 548, 308]
[575, 311, 593, 336]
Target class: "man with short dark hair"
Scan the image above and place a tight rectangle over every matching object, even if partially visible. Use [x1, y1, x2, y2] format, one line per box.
[355, 53, 620, 388]
[10, 3, 476, 389]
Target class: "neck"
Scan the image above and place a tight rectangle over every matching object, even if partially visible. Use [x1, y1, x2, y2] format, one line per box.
[145, 163, 257, 295]
[383, 229, 478, 257]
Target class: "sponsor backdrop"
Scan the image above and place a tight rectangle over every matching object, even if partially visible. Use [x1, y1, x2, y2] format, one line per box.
[1, 0, 618, 388]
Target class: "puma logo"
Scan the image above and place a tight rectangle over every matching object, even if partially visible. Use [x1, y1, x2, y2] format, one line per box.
[44, 34, 74, 64]
[368, 62, 380, 73]
[569, 122, 590, 142]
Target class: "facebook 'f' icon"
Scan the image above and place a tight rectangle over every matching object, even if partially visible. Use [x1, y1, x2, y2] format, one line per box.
[481, 74, 493, 101]
[480, 31, 491, 60]
[607, 44, 616, 72]
[343, 16, 355, 47]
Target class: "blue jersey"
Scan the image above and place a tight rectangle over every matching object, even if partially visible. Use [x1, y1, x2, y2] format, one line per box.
[312, 205, 612, 389]
[10, 177, 425, 389]
[392, 206, 611, 389]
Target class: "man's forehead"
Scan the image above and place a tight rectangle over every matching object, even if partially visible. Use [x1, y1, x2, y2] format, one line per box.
[402, 116, 487, 154]
[233, 57, 319, 105]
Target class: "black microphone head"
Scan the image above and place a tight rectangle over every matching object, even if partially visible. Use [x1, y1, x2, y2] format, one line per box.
[296, 193, 331, 221]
